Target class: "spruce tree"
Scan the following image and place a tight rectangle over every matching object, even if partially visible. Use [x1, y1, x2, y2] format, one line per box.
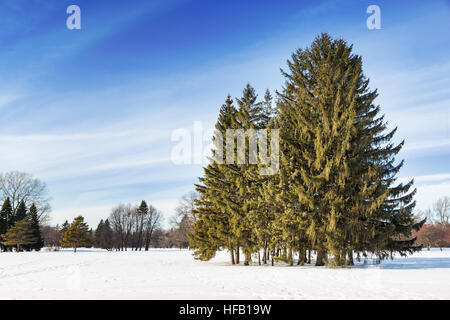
[95, 219, 105, 248]
[26, 204, 44, 251]
[136, 200, 148, 250]
[0, 197, 13, 230]
[102, 219, 114, 250]
[191, 95, 239, 262]
[277, 33, 423, 266]
[14, 200, 27, 224]
[191, 85, 270, 265]
[95, 219, 114, 249]
[0, 198, 13, 251]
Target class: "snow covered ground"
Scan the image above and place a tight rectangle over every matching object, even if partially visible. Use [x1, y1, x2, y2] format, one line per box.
[0, 248, 449, 299]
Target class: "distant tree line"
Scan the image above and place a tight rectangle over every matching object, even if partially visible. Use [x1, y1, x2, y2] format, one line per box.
[41, 195, 197, 252]
[413, 197, 450, 250]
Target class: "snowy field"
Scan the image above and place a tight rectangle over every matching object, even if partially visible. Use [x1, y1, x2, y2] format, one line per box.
[0, 248, 449, 299]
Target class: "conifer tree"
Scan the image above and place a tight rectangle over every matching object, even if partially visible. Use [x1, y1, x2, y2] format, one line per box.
[0, 198, 13, 251]
[61, 216, 91, 252]
[14, 200, 27, 224]
[26, 204, 44, 251]
[95, 219, 114, 250]
[61, 220, 70, 233]
[277, 33, 423, 266]
[1, 218, 37, 252]
[191, 95, 239, 262]
[0, 197, 13, 230]
[191, 85, 269, 265]
[136, 200, 148, 250]
[190, 33, 424, 267]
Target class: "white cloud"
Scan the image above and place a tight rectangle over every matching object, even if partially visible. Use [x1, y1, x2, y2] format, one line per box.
[415, 181, 450, 211]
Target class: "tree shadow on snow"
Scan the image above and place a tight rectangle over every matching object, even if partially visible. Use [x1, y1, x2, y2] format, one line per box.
[351, 256, 450, 270]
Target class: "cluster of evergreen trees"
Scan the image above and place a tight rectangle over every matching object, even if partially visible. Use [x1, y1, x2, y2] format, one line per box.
[190, 34, 425, 267]
[0, 197, 44, 252]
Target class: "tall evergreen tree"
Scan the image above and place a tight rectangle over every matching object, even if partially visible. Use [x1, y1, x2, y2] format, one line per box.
[191, 85, 269, 265]
[191, 95, 239, 263]
[14, 201, 28, 225]
[0, 197, 13, 230]
[94, 219, 114, 250]
[0, 198, 13, 251]
[26, 204, 44, 251]
[277, 33, 423, 266]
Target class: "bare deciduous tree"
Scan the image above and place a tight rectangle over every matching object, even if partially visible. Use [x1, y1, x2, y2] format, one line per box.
[433, 196, 450, 225]
[170, 191, 198, 227]
[169, 191, 198, 248]
[109, 203, 135, 251]
[0, 171, 51, 224]
[144, 205, 162, 251]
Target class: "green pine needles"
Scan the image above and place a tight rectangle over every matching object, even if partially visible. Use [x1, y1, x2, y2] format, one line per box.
[190, 33, 424, 267]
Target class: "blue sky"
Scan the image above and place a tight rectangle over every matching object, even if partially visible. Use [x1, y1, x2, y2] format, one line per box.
[0, 0, 449, 227]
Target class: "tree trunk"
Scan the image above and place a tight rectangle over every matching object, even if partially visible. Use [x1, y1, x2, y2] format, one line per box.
[315, 249, 326, 266]
[307, 249, 311, 264]
[346, 249, 354, 266]
[230, 248, 235, 265]
[262, 245, 267, 264]
[235, 246, 240, 264]
[244, 251, 251, 266]
[74, 247, 77, 253]
[288, 248, 293, 266]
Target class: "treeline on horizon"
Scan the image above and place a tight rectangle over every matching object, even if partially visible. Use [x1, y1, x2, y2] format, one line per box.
[41, 193, 198, 252]
[188, 33, 426, 267]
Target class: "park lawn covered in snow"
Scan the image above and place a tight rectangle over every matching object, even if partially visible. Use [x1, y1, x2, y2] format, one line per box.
[0, 248, 449, 299]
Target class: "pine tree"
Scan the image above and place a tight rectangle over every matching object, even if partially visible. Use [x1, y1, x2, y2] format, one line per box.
[102, 219, 114, 250]
[61, 220, 70, 233]
[26, 204, 44, 251]
[1, 219, 37, 252]
[14, 200, 27, 224]
[136, 200, 148, 250]
[0, 197, 13, 230]
[95, 219, 104, 247]
[0, 198, 13, 251]
[94, 219, 114, 250]
[60, 216, 91, 252]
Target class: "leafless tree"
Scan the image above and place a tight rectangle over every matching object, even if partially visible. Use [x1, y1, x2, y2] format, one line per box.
[41, 225, 62, 247]
[132, 204, 146, 250]
[433, 197, 450, 225]
[0, 171, 51, 223]
[109, 203, 135, 251]
[170, 191, 198, 227]
[143, 205, 162, 250]
[169, 191, 198, 248]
